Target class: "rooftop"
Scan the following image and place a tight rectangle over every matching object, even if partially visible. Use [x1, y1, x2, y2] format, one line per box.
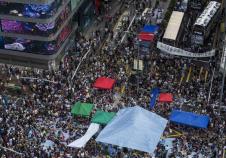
[194, 1, 221, 27]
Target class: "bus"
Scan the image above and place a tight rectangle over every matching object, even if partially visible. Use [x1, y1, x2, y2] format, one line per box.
[162, 11, 184, 46]
[192, 1, 221, 45]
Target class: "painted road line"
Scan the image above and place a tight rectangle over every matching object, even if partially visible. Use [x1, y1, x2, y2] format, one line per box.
[179, 76, 184, 86]
[199, 67, 203, 80]
[186, 67, 192, 82]
[205, 70, 208, 83]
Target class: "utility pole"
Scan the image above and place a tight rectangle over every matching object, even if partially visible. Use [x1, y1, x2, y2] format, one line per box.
[71, 47, 92, 81]
[219, 0, 226, 114]
[137, 40, 140, 94]
[220, 46, 226, 114]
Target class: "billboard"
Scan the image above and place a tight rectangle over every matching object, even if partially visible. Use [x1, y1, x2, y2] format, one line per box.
[0, 4, 71, 36]
[3, 23, 72, 54]
[0, 1, 63, 19]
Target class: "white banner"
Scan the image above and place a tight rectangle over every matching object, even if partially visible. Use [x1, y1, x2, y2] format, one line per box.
[67, 123, 100, 148]
[157, 42, 215, 58]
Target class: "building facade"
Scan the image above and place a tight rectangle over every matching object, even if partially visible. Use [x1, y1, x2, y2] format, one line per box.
[0, 0, 94, 69]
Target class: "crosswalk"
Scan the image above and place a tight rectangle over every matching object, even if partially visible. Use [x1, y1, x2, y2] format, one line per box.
[179, 66, 210, 85]
[204, 70, 208, 83]
[125, 64, 210, 88]
[186, 67, 192, 82]
[199, 67, 203, 80]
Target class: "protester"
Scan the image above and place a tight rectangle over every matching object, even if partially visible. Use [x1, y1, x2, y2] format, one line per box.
[0, 0, 225, 157]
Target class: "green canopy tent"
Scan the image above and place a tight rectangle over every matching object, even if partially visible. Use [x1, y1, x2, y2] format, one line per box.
[71, 101, 94, 117]
[91, 110, 116, 125]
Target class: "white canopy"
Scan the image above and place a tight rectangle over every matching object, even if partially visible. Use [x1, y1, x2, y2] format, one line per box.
[96, 106, 167, 153]
[68, 123, 100, 148]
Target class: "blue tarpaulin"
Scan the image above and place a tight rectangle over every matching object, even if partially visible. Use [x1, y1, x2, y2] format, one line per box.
[169, 110, 210, 128]
[150, 88, 160, 108]
[96, 106, 168, 153]
[142, 25, 159, 34]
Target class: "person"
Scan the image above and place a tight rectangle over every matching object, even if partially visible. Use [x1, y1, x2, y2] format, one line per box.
[0, 0, 225, 157]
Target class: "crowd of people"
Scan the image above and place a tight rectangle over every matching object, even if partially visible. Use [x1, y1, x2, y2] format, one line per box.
[0, 0, 225, 157]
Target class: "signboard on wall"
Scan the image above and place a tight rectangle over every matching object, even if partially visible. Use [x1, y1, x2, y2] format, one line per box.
[71, 0, 80, 10]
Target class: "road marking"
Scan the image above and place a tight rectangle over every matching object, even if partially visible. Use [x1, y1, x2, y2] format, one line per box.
[199, 67, 203, 80]
[179, 76, 184, 86]
[121, 14, 137, 43]
[186, 67, 192, 82]
[121, 85, 125, 94]
[162, 129, 183, 139]
[205, 70, 208, 83]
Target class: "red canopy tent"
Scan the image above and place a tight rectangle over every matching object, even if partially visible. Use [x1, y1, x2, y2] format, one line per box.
[93, 77, 116, 90]
[138, 33, 155, 41]
[159, 93, 173, 103]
